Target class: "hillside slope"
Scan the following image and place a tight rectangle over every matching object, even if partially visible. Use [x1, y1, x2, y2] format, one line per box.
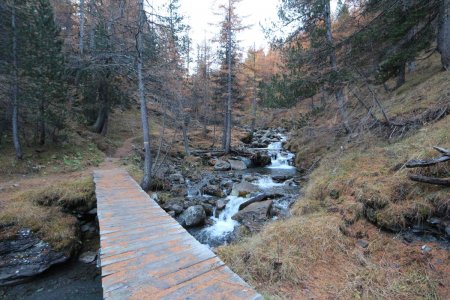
[218, 55, 450, 299]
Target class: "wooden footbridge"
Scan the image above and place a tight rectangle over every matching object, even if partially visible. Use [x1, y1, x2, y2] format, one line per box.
[94, 168, 262, 300]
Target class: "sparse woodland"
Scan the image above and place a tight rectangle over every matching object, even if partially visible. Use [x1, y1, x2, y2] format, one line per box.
[0, 0, 449, 299]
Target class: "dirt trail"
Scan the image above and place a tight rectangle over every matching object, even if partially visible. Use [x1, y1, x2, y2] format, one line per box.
[113, 136, 136, 159]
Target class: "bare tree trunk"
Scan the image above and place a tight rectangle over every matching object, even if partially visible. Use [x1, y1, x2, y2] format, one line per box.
[182, 114, 190, 156]
[154, 103, 166, 167]
[224, 0, 232, 153]
[222, 105, 227, 149]
[324, 0, 351, 133]
[88, 0, 95, 51]
[395, 62, 406, 89]
[92, 84, 109, 134]
[100, 114, 108, 136]
[38, 101, 45, 145]
[0, 105, 11, 146]
[251, 44, 257, 132]
[79, 0, 85, 55]
[11, 2, 22, 159]
[438, 0, 450, 69]
[138, 0, 152, 191]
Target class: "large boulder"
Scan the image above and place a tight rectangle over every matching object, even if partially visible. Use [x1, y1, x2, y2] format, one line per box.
[178, 205, 206, 228]
[228, 159, 247, 171]
[231, 181, 260, 197]
[0, 228, 69, 286]
[232, 200, 273, 232]
[214, 160, 231, 171]
[201, 185, 225, 197]
[251, 152, 271, 167]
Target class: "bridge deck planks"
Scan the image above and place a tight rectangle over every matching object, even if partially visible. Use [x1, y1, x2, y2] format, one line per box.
[94, 168, 262, 300]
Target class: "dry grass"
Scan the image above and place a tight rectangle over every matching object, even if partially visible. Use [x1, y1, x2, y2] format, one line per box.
[301, 116, 450, 233]
[0, 135, 104, 179]
[0, 177, 95, 253]
[218, 212, 445, 299]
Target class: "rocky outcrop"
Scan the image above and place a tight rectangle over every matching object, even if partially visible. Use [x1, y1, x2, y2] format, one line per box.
[232, 200, 273, 232]
[178, 205, 206, 228]
[0, 228, 69, 286]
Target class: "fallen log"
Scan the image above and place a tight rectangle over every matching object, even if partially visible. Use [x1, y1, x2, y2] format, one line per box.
[409, 175, 450, 187]
[238, 193, 283, 211]
[191, 148, 255, 158]
[406, 156, 450, 168]
[433, 146, 450, 156]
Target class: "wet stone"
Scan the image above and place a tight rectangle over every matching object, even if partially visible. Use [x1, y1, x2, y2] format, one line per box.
[0, 228, 68, 286]
[79, 251, 97, 264]
[178, 205, 206, 228]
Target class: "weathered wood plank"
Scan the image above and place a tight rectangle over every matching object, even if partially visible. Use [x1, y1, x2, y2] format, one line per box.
[94, 168, 262, 300]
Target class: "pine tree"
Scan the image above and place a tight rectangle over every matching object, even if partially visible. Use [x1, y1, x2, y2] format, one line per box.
[21, 0, 66, 144]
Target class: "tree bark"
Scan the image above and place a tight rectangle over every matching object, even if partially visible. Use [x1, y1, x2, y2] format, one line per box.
[409, 175, 450, 187]
[395, 62, 406, 89]
[92, 89, 108, 134]
[0, 105, 11, 146]
[138, 0, 152, 191]
[438, 0, 450, 69]
[11, 2, 22, 159]
[324, 0, 351, 133]
[182, 114, 190, 156]
[251, 44, 257, 132]
[88, 0, 95, 51]
[38, 101, 45, 145]
[224, 0, 232, 153]
[79, 0, 85, 55]
[406, 156, 450, 168]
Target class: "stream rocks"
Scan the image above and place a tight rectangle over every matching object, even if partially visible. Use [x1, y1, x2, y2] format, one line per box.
[232, 200, 273, 233]
[157, 128, 299, 244]
[78, 251, 97, 264]
[250, 152, 271, 167]
[201, 185, 225, 197]
[214, 160, 231, 171]
[228, 159, 247, 170]
[231, 181, 259, 197]
[178, 205, 206, 228]
[0, 228, 68, 286]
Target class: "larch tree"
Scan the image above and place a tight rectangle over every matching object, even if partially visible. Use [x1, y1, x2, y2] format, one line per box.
[137, 0, 152, 191]
[215, 0, 246, 153]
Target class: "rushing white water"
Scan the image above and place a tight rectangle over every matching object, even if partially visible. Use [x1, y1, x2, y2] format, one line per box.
[255, 176, 284, 189]
[203, 195, 246, 238]
[199, 134, 295, 243]
[267, 135, 296, 170]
